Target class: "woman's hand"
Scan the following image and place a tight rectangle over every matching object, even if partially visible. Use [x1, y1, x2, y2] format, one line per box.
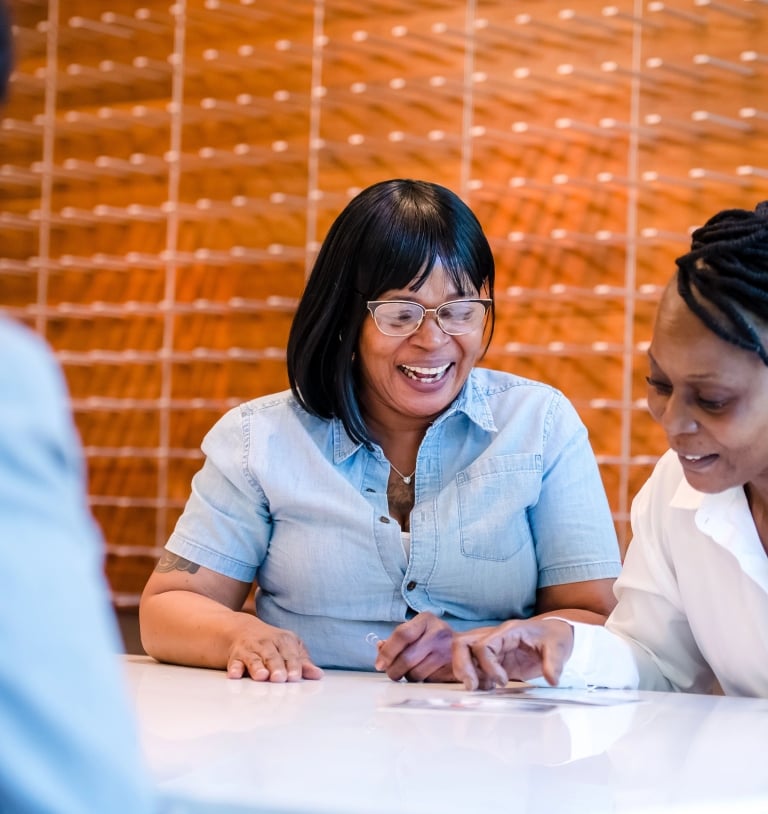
[226, 618, 324, 682]
[140, 558, 323, 682]
[374, 612, 456, 683]
[451, 618, 575, 691]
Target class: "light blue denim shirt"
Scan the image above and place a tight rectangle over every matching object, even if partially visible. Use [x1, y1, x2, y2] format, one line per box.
[167, 367, 621, 669]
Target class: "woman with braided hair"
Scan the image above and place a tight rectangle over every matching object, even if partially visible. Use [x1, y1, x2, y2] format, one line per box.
[452, 200, 768, 697]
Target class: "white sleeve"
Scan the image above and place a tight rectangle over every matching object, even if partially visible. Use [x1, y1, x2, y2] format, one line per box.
[603, 462, 714, 693]
[535, 455, 714, 693]
[527, 617, 640, 689]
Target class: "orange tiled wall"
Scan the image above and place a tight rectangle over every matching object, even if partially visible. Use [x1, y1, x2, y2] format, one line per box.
[2, 0, 767, 604]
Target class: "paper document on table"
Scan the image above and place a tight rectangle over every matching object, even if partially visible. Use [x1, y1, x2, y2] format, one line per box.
[385, 697, 557, 713]
[490, 686, 643, 707]
[385, 687, 642, 713]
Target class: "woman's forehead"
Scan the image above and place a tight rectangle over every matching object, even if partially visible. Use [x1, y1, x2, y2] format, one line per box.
[652, 292, 767, 376]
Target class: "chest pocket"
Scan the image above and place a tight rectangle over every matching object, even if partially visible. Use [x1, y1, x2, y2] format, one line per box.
[457, 454, 542, 561]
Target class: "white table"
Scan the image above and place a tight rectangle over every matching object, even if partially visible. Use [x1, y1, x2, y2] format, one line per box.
[124, 656, 768, 814]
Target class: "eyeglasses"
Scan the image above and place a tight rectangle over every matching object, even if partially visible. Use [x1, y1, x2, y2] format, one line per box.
[366, 298, 492, 337]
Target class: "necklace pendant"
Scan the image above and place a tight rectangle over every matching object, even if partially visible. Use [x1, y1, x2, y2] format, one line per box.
[389, 462, 415, 485]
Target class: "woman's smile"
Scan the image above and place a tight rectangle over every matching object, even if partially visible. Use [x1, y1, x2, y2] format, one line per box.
[399, 362, 453, 384]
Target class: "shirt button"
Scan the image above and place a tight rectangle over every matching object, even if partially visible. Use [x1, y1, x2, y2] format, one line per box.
[379, 516, 390, 524]
[406, 580, 417, 591]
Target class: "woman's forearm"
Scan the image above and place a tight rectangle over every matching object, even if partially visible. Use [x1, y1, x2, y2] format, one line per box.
[139, 590, 266, 669]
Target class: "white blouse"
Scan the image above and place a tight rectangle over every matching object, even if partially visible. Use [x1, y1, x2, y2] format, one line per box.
[557, 449, 768, 697]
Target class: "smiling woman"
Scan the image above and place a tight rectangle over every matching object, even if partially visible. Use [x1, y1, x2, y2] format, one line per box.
[646, 285, 768, 498]
[139, 179, 621, 685]
[452, 200, 768, 699]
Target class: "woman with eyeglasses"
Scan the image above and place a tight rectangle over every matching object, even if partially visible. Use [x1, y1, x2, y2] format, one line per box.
[140, 179, 621, 682]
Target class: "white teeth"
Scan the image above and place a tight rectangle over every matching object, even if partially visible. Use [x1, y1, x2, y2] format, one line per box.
[401, 363, 450, 382]
[405, 364, 449, 375]
[683, 455, 703, 461]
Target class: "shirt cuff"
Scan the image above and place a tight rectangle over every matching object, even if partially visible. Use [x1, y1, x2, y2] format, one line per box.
[531, 617, 640, 690]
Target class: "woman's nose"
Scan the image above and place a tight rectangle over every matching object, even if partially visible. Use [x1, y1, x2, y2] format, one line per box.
[411, 312, 450, 345]
[658, 393, 698, 437]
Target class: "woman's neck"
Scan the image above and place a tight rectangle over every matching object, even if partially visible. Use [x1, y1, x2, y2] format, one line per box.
[363, 412, 428, 477]
[361, 401, 432, 447]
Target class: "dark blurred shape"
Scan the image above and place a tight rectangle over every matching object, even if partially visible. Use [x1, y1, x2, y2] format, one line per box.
[0, 0, 12, 101]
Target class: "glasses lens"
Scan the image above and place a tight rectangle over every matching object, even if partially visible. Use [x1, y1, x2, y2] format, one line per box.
[437, 300, 488, 334]
[372, 302, 424, 336]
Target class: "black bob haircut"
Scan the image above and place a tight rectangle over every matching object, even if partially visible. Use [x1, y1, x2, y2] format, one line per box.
[286, 178, 496, 447]
[675, 200, 768, 366]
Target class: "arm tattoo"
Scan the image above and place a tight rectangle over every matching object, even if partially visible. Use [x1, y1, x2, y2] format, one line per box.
[156, 551, 201, 574]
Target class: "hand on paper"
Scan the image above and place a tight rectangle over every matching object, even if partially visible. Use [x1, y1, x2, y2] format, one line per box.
[451, 618, 575, 691]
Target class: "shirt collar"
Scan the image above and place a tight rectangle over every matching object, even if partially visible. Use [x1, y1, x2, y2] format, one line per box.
[670, 474, 764, 564]
[332, 370, 497, 464]
[669, 475, 736, 513]
[434, 370, 498, 433]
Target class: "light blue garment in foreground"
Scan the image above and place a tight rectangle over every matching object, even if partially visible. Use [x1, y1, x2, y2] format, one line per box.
[168, 367, 621, 669]
[0, 319, 155, 814]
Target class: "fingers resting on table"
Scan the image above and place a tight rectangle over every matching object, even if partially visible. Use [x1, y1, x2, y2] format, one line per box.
[226, 623, 324, 682]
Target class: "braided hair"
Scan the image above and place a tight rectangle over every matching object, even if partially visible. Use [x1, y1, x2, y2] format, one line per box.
[675, 201, 768, 366]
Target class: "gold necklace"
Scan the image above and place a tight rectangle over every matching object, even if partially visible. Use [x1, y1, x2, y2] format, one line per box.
[389, 462, 416, 485]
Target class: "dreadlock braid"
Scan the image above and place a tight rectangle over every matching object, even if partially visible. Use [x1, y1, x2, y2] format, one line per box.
[675, 201, 768, 366]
